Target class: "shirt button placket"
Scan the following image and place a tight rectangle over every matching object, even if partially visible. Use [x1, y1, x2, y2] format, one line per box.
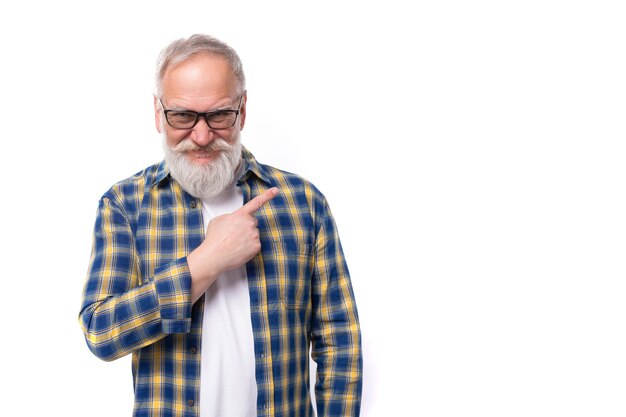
[259, 353, 268, 414]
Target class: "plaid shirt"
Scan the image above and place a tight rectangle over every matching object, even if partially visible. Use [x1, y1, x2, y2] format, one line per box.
[79, 147, 362, 417]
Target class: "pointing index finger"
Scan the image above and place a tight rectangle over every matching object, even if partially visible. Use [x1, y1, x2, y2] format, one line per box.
[240, 187, 279, 215]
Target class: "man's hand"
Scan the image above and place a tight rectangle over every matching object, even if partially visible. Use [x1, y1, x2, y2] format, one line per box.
[187, 187, 279, 302]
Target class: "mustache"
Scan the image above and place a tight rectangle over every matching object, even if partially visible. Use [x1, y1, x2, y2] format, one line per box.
[171, 138, 233, 153]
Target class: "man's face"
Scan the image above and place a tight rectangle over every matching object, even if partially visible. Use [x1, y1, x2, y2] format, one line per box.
[154, 53, 246, 199]
[154, 53, 246, 165]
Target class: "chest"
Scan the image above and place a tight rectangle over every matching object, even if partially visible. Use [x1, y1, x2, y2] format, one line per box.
[132, 184, 317, 310]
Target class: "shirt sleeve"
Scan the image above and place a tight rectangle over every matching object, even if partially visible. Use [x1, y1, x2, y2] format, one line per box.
[310, 200, 363, 417]
[78, 195, 193, 362]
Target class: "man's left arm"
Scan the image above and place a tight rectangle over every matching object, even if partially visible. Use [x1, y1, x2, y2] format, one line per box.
[310, 199, 363, 417]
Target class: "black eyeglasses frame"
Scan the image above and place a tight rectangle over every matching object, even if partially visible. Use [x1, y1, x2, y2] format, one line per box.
[159, 95, 245, 130]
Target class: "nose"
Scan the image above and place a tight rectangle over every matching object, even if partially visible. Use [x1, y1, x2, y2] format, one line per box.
[189, 117, 217, 147]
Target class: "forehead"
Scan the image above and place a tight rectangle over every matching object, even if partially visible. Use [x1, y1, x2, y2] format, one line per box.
[161, 53, 239, 107]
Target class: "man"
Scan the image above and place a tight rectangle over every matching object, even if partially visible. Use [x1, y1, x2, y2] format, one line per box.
[79, 34, 362, 417]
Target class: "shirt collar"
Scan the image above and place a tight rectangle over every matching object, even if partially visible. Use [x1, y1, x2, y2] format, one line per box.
[237, 146, 272, 186]
[150, 145, 272, 188]
[152, 159, 170, 186]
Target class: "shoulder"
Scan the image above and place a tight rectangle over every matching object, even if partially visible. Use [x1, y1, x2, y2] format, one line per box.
[241, 148, 331, 215]
[100, 161, 166, 210]
[255, 159, 326, 201]
[250, 159, 333, 230]
[264, 163, 321, 194]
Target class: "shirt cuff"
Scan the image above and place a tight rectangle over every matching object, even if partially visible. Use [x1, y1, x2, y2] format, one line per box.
[153, 257, 193, 334]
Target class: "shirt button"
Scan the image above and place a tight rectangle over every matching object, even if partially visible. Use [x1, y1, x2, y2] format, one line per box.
[190, 347, 197, 354]
[263, 403, 267, 410]
[188, 399, 194, 407]
[190, 200, 198, 209]
[260, 352, 265, 358]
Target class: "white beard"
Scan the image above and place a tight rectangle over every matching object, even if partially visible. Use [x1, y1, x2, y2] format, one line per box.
[163, 133, 242, 199]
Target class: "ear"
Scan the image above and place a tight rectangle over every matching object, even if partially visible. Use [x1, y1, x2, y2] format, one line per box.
[154, 95, 163, 133]
[238, 91, 248, 131]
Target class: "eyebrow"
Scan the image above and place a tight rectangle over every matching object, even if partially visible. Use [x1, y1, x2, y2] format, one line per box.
[163, 101, 236, 113]
[166, 105, 190, 112]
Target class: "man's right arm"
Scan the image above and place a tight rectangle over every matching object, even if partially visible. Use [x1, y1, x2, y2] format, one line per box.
[78, 195, 193, 362]
[79, 187, 279, 361]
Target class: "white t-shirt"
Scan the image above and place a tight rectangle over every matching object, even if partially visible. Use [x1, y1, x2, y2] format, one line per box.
[199, 181, 257, 417]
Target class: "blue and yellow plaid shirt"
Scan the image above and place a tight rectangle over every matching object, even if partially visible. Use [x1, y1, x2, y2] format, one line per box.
[79, 147, 362, 417]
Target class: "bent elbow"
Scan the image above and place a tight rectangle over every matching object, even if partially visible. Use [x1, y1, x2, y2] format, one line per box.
[82, 332, 124, 362]
[78, 308, 124, 362]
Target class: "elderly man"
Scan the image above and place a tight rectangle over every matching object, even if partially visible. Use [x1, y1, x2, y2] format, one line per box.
[79, 34, 362, 417]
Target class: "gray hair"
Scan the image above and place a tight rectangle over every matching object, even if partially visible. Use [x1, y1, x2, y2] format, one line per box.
[155, 34, 246, 97]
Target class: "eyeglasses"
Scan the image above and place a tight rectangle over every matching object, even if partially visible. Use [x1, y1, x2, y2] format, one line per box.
[159, 95, 244, 130]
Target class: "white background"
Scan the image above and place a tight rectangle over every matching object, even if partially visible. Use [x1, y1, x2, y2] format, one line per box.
[1, 1, 625, 416]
